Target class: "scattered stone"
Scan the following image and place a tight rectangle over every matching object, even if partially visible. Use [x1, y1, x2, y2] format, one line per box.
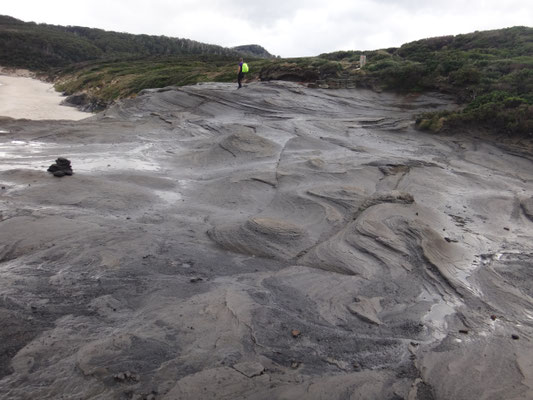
[47, 157, 73, 178]
[490, 315, 497, 321]
[459, 329, 469, 334]
[512, 334, 519, 340]
[190, 277, 203, 283]
[113, 371, 140, 383]
[1, 186, 5, 190]
[126, 371, 140, 382]
[347, 296, 383, 325]
[232, 361, 265, 378]
[114, 372, 126, 382]
[291, 329, 301, 338]
[325, 357, 351, 370]
[290, 361, 301, 369]
[503, 227, 510, 231]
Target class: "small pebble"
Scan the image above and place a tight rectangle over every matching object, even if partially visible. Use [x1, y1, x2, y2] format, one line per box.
[512, 334, 519, 340]
[291, 329, 301, 338]
[459, 329, 469, 334]
[490, 315, 497, 321]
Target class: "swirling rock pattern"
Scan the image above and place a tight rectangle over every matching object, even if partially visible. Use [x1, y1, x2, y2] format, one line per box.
[1, 82, 533, 399]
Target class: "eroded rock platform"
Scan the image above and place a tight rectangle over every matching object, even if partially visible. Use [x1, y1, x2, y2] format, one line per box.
[1, 82, 533, 399]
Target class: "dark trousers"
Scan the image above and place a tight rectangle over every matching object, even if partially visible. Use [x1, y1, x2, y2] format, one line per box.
[238, 72, 244, 88]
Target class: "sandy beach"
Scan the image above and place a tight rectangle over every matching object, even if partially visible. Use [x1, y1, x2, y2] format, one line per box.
[0, 71, 90, 120]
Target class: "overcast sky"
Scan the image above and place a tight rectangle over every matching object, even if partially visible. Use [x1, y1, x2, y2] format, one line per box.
[3, 1, 532, 57]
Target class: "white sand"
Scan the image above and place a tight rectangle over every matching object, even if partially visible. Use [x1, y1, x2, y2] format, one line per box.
[0, 74, 90, 120]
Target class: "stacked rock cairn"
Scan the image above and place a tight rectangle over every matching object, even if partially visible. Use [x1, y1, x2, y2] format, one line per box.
[47, 157, 73, 177]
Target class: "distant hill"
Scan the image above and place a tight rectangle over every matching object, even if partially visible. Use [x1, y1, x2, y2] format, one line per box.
[0, 15, 272, 70]
[231, 44, 275, 59]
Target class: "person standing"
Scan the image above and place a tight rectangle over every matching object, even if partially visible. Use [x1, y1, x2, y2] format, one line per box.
[237, 58, 244, 89]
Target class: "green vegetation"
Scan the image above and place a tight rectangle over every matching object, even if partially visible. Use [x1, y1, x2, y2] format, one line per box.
[1, 14, 531, 136]
[338, 27, 533, 136]
[54, 56, 275, 106]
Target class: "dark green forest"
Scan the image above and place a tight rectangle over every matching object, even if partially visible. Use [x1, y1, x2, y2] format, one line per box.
[1, 14, 531, 136]
[0, 15, 246, 69]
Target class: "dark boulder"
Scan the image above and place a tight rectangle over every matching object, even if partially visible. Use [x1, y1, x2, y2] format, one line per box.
[47, 157, 73, 178]
[61, 94, 108, 112]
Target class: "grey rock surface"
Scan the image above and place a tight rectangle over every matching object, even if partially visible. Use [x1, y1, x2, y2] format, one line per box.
[1, 81, 533, 399]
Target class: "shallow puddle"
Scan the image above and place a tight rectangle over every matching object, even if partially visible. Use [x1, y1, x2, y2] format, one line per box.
[0, 140, 160, 173]
[74, 157, 160, 173]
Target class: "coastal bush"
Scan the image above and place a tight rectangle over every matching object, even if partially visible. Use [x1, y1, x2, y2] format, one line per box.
[417, 90, 533, 135]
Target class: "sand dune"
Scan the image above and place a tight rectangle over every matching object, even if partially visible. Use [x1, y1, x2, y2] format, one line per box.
[1, 81, 533, 399]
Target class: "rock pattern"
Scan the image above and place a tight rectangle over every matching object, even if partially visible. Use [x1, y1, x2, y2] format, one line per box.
[0, 82, 533, 400]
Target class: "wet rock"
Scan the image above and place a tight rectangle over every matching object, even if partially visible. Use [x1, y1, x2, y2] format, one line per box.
[47, 157, 73, 178]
